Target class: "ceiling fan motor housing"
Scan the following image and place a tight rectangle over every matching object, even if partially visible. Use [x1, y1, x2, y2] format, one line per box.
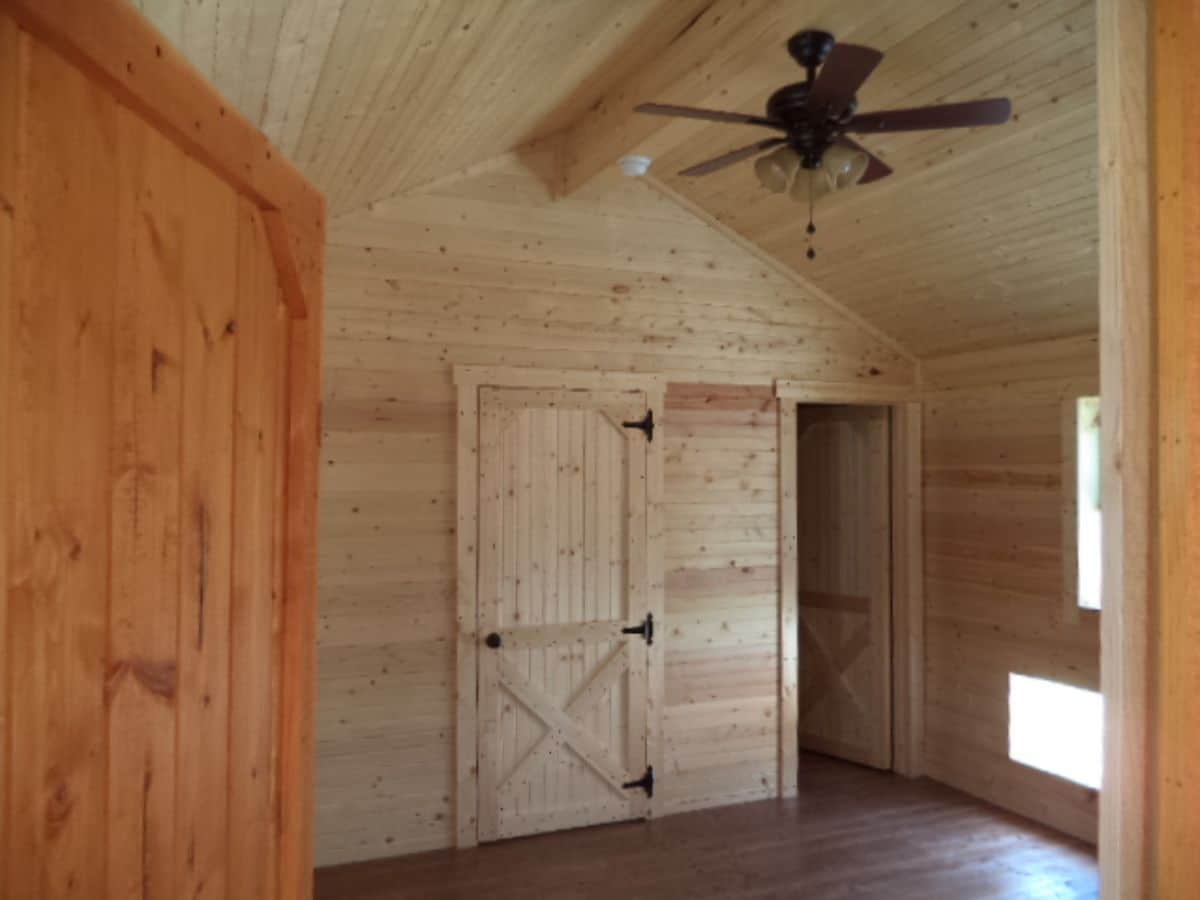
[767, 82, 855, 170]
[774, 31, 860, 170]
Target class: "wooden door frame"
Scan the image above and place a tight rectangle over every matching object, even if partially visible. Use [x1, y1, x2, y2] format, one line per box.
[774, 380, 923, 796]
[1096, 0, 1200, 896]
[454, 365, 666, 848]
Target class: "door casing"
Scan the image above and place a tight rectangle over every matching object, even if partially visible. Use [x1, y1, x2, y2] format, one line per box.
[774, 380, 923, 794]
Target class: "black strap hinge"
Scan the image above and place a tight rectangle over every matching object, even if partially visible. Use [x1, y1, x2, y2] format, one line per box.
[621, 613, 654, 645]
[621, 409, 655, 443]
[622, 765, 654, 798]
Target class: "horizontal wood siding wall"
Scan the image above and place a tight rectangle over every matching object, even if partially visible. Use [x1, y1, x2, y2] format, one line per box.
[662, 384, 779, 813]
[318, 148, 915, 865]
[921, 334, 1100, 843]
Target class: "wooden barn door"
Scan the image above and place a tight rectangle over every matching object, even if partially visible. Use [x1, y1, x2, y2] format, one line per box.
[0, 9, 322, 898]
[476, 387, 654, 842]
[795, 405, 892, 770]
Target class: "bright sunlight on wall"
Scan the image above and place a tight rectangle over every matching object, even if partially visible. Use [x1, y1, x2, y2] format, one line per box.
[1009, 673, 1102, 789]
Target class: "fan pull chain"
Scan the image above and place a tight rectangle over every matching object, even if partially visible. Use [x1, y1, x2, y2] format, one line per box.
[805, 168, 817, 260]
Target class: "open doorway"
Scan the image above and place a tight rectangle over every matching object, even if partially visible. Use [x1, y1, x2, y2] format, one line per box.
[795, 404, 893, 770]
[774, 382, 922, 793]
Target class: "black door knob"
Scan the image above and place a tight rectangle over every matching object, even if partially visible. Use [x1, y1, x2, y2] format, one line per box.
[485, 632, 502, 649]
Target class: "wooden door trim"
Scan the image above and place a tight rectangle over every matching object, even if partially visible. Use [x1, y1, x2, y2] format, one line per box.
[773, 381, 924, 795]
[455, 365, 666, 394]
[454, 365, 665, 848]
[0, 1, 323, 324]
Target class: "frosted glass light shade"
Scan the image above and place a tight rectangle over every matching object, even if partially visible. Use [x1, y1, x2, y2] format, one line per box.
[754, 145, 801, 193]
[787, 143, 870, 203]
[822, 143, 869, 190]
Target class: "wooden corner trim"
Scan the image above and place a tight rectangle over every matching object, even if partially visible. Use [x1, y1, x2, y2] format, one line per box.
[261, 211, 307, 320]
[0, 0, 325, 230]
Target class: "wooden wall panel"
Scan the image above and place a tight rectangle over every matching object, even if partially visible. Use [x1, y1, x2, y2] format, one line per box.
[228, 200, 288, 900]
[0, 11, 319, 897]
[921, 334, 1100, 843]
[661, 384, 779, 814]
[318, 149, 915, 865]
[108, 102, 187, 900]
[173, 125, 239, 900]
[8, 35, 118, 895]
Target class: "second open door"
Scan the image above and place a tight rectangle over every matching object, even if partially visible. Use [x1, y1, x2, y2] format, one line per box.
[796, 405, 892, 770]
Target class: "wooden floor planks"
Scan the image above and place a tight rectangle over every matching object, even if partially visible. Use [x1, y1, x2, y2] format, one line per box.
[314, 752, 1099, 900]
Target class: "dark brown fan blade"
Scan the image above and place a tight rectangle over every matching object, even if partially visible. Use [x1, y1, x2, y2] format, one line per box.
[846, 97, 1012, 133]
[678, 137, 787, 177]
[635, 102, 783, 129]
[836, 137, 892, 184]
[807, 44, 883, 113]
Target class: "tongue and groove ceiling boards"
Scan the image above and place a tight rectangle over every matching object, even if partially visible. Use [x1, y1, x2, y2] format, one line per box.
[131, 0, 713, 215]
[561, 0, 1099, 357]
[135, 0, 1097, 359]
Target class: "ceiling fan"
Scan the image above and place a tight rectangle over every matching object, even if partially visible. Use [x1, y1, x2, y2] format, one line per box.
[634, 29, 1012, 187]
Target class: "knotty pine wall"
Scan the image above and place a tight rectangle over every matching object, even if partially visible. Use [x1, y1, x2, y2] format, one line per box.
[318, 147, 915, 865]
[921, 334, 1100, 843]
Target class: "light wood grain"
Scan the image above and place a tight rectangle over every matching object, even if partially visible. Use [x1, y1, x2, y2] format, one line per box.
[890, 402, 924, 778]
[468, 382, 656, 842]
[559, 0, 1098, 357]
[777, 401, 799, 797]
[1096, 0, 1153, 895]
[134, 0, 712, 216]
[922, 335, 1100, 844]
[317, 151, 914, 865]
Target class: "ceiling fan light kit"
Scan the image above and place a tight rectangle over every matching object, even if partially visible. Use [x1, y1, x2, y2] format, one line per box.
[634, 29, 1012, 258]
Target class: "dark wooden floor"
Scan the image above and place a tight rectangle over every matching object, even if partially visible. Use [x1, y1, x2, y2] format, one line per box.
[315, 753, 1099, 900]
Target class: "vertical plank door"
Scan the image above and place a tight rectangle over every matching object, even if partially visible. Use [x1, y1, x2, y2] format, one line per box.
[476, 387, 654, 841]
[795, 405, 892, 770]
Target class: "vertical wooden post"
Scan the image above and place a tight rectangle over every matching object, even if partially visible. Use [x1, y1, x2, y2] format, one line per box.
[1153, 0, 1200, 894]
[0, 12, 21, 885]
[1097, 0, 1154, 897]
[645, 386, 666, 817]
[454, 381, 480, 848]
[777, 399, 799, 798]
[278, 216, 324, 900]
[890, 402, 923, 778]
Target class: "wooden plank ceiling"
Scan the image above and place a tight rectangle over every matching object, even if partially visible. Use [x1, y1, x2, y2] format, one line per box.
[132, 0, 712, 215]
[135, 0, 1097, 359]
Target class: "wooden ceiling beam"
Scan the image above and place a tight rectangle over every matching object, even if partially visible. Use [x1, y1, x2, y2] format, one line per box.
[556, 0, 786, 197]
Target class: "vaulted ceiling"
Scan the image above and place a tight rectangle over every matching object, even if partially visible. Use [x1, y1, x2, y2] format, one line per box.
[134, 0, 1097, 359]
